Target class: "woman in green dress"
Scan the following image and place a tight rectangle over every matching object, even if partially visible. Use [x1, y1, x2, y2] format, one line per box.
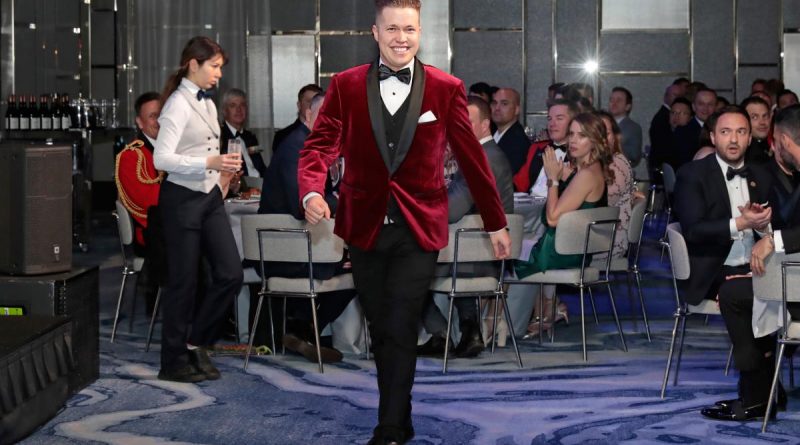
[515, 112, 615, 337]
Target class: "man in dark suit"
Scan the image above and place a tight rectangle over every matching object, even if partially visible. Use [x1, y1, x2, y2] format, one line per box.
[271, 84, 323, 154]
[673, 87, 717, 169]
[256, 93, 352, 363]
[699, 105, 800, 422]
[674, 106, 776, 421]
[298, 2, 510, 443]
[649, 82, 686, 180]
[219, 88, 267, 178]
[491, 87, 530, 174]
[609, 86, 643, 167]
[418, 96, 514, 358]
[741, 96, 773, 166]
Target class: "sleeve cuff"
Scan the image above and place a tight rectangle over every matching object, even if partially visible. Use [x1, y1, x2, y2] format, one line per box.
[302, 192, 322, 209]
[775, 230, 786, 253]
[729, 218, 740, 239]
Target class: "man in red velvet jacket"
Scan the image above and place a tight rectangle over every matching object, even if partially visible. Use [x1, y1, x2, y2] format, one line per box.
[298, 1, 510, 443]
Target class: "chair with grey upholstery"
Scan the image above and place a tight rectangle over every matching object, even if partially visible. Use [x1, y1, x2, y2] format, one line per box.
[111, 200, 158, 343]
[429, 214, 523, 373]
[240, 214, 361, 373]
[752, 252, 800, 432]
[506, 206, 626, 362]
[591, 199, 652, 341]
[661, 222, 734, 398]
[659, 163, 677, 261]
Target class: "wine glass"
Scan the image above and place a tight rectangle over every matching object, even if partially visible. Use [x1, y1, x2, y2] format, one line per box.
[227, 138, 244, 168]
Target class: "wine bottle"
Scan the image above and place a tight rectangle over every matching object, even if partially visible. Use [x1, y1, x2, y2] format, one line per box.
[29, 95, 41, 130]
[51, 93, 62, 130]
[40, 95, 52, 130]
[19, 95, 30, 130]
[61, 94, 72, 129]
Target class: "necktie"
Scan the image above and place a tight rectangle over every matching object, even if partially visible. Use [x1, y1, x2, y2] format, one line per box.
[196, 89, 212, 101]
[378, 65, 411, 84]
[726, 165, 749, 181]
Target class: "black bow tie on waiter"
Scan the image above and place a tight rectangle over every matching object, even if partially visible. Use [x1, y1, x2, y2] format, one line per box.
[196, 89, 213, 101]
[378, 64, 412, 84]
[726, 165, 749, 181]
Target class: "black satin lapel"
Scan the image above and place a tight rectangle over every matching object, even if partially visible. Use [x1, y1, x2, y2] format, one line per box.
[366, 61, 392, 170]
[389, 58, 426, 174]
[708, 158, 732, 215]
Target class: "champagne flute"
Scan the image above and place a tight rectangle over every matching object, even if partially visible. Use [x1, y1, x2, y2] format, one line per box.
[227, 138, 244, 197]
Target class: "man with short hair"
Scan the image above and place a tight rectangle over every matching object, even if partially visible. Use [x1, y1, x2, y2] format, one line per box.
[674, 87, 717, 168]
[220, 88, 266, 178]
[418, 96, 514, 359]
[751, 78, 767, 95]
[257, 93, 354, 364]
[115, 92, 165, 316]
[741, 96, 773, 165]
[491, 87, 530, 174]
[701, 105, 800, 421]
[298, 1, 510, 443]
[673, 106, 776, 421]
[777, 89, 799, 111]
[468, 81, 492, 103]
[272, 83, 323, 153]
[609, 86, 643, 167]
[649, 81, 688, 177]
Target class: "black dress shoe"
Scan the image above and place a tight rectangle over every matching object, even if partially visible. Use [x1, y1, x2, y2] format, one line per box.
[188, 348, 221, 380]
[715, 392, 787, 412]
[283, 333, 343, 363]
[417, 335, 448, 356]
[157, 364, 206, 383]
[455, 323, 485, 358]
[701, 400, 776, 421]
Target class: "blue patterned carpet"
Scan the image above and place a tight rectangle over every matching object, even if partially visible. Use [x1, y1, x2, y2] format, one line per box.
[16, 219, 800, 445]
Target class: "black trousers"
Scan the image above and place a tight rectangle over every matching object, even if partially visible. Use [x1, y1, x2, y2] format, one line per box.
[159, 181, 243, 370]
[718, 273, 800, 405]
[349, 224, 438, 439]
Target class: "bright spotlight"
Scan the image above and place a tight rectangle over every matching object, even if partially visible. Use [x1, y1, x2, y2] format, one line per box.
[583, 60, 599, 74]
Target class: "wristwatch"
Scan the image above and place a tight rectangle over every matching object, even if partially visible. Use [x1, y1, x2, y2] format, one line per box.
[547, 179, 559, 188]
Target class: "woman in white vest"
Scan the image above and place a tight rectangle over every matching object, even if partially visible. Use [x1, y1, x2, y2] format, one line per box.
[153, 36, 243, 383]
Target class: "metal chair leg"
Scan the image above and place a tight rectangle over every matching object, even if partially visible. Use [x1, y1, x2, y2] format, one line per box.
[788, 354, 795, 388]
[128, 281, 138, 333]
[661, 313, 682, 398]
[724, 344, 733, 376]
[442, 296, 456, 374]
[145, 288, 161, 352]
[111, 271, 128, 343]
[606, 283, 627, 352]
[244, 294, 265, 370]
[673, 313, 688, 386]
[491, 294, 500, 354]
[502, 293, 523, 368]
[281, 297, 287, 355]
[538, 286, 544, 345]
[310, 297, 323, 373]
[588, 287, 600, 325]
[579, 285, 588, 362]
[634, 268, 652, 342]
[363, 314, 371, 360]
[762, 343, 786, 433]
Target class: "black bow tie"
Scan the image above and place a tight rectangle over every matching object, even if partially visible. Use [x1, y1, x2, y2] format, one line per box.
[196, 89, 213, 101]
[726, 165, 749, 181]
[378, 65, 411, 84]
[232, 130, 242, 138]
[552, 143, 567, 152]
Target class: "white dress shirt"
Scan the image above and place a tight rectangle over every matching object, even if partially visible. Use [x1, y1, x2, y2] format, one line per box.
[379, 58, 414, 115]
[154, 77, 221, 194]
[716, 154, 754, 266]
[225, 121, 260, 178]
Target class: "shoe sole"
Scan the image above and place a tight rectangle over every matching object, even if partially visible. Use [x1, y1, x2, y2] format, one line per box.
[283, 335, 343, 363]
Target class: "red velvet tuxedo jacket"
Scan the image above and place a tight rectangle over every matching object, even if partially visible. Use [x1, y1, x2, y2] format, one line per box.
[298, 59, 507, 251]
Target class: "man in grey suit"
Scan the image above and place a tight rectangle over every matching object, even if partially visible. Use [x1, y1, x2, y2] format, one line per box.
[609, 86, 644, 168]
[418, 96, 514, 358]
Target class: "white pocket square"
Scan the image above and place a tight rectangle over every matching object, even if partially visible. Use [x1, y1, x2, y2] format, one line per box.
[418, 111, 437, 123]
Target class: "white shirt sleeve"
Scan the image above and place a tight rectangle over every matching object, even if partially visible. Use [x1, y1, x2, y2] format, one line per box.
[774, 230, 786, 253]
[153, 94, 208, 174]
[302, 192, 323, 209]
[729, 218, 740, 239]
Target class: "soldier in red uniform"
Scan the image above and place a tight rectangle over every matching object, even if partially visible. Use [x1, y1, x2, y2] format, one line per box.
[115, 92, 164, 315]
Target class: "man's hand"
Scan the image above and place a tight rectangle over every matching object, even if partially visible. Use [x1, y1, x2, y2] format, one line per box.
[736, 201, 772, 231]
[489, 229, 512, 260]
[750, 235, 775, 276]
[305, 195, 331, 225]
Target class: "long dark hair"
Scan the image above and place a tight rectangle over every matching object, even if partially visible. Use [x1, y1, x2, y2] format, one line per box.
[161, 36, 227, 103]
[571, 112, 615, 185]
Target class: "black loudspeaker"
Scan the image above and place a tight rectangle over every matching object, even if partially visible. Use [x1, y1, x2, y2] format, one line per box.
[0, 266, 99, 393]
[0, 141, 72, 275]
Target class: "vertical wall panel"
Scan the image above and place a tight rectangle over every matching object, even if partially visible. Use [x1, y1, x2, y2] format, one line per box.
[784, 34, 800, 92]
[692, 0, 735, 92]
[526, 0, 554, 113]
[785, 0, 800, 29]
[419, 0, 450, 73]
[737, 0, 780, 65]
[738, 65, 780, 99]
[271, 35, 315, 129]
[453, 0, 522, 29]
[556, 0, 598, 98]
[453, 31, 524, 99]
